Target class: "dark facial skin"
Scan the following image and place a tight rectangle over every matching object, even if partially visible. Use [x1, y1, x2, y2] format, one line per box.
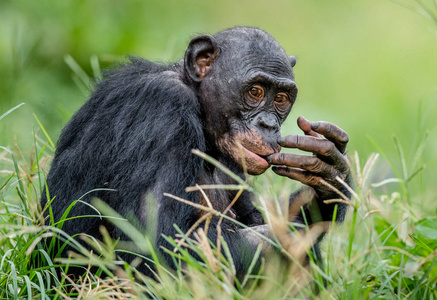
[185, 28, 298, 175]
[206, 65, 297, 175]
[185, 27, 350, 196]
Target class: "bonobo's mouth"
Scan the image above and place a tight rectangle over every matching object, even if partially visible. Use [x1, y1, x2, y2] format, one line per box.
[236, 143, 277, 175]
[224, 130, 281, 175]
[240, 145, 270, 168]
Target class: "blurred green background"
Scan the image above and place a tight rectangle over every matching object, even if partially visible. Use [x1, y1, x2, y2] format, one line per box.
[1, 0, 437, 193]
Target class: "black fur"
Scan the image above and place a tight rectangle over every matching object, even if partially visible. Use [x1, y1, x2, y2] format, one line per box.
[41, 27, 348, 278]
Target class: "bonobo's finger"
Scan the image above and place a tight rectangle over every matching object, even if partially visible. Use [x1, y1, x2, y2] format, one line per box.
[271, 166, 322, 187]
[277, 135, 348, 170]
[310, 121, 349, 154]
[267, 153, 339, 178]
[278, 135, 341, 158]
[297, 116, 321, 138]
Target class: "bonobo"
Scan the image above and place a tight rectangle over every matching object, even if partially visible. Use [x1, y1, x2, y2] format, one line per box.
[41, 27, 351, 276]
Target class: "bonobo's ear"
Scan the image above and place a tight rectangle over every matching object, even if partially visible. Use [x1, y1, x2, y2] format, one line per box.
[184, 35, 218, 83]
[289, 55, 297, 68]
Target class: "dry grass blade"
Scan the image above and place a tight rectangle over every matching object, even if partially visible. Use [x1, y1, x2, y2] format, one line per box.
[288, 187, 316, 222]
[194, 228, 219, 273]
[173, 212, 213, 252]
[362, 153, 379, 188]
[57, 267, 135, 300]
[186, 184, 246, 192]
[319, 179, 354, 206]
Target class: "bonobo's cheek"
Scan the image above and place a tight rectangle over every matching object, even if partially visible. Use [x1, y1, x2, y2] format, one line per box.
[219, 129, 281, 175]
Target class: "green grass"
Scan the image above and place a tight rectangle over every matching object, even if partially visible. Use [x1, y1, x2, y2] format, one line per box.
[0, 112, 436, 298]
[1, 2, 437, 297]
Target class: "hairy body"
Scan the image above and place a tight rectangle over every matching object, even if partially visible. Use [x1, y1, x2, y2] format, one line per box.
[42, 27, 352, 277]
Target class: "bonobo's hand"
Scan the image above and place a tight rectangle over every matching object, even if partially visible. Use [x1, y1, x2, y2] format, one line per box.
[267, 116, 350, 200]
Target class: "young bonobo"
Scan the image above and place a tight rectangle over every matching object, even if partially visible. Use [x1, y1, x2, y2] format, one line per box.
[42, 27, 352, 277]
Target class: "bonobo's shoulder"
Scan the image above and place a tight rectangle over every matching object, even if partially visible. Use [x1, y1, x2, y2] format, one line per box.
[98, 57, 192, 98]
[102, 57, 183, 84]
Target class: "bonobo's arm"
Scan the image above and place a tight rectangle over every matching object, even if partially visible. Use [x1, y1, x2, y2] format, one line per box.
[268, 116, 352, 225]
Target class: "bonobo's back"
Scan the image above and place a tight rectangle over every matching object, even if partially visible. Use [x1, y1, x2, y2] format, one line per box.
[41, 57, 205, 242]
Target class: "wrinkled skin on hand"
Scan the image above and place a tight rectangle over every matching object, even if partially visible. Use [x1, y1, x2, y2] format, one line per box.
[267, 116, 350, 201]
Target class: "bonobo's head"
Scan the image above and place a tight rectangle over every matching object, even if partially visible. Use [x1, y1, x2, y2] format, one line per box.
[184, 27, 297, 175]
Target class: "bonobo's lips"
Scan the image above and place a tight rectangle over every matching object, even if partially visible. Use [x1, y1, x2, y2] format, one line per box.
[240, 146, 270, 169]
[237, 143, 277, 173]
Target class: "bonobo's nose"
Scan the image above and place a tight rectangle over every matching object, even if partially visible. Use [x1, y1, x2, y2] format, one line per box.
[255, 112, 280, 133]
[254, 113, 281, 153]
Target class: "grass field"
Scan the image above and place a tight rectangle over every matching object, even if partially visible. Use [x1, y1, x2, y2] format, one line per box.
[1, 0, 437, 298]
[0, 121, 436, 298]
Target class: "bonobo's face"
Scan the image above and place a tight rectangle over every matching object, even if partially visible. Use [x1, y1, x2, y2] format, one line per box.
[184, 27, 297, 175]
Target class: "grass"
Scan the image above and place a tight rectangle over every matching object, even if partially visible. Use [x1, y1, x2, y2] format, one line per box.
[0, 106, 436, 299]
[2, 5, 437, 294]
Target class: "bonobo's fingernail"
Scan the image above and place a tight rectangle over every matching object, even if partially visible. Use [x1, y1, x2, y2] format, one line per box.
[311, 122, 320, 130]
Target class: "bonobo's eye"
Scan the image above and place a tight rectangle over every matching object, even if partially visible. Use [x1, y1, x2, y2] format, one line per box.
[274, 92, 292, 112]
[247, 85, 265, 102]
[274, 92, 289, 104]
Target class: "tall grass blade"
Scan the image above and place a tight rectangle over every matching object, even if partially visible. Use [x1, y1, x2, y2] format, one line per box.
[392, 135, 408, 179]
[0, 146, 28, 214]
[367, 135, 400, 178]
[35, 271, 47, 300]
[0, 103, 25, 122]
[64, 54, 90, 88]
[92, 198, 151, 254]
[410, 130, 429, 173]
[33, 114, 55, 149]
[8, 260, 18, 298]
[32, 128, 43, 192]
[90, 55, 102, 81]
[347, 205, 358, 261]
[23, 275, 33, 300]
